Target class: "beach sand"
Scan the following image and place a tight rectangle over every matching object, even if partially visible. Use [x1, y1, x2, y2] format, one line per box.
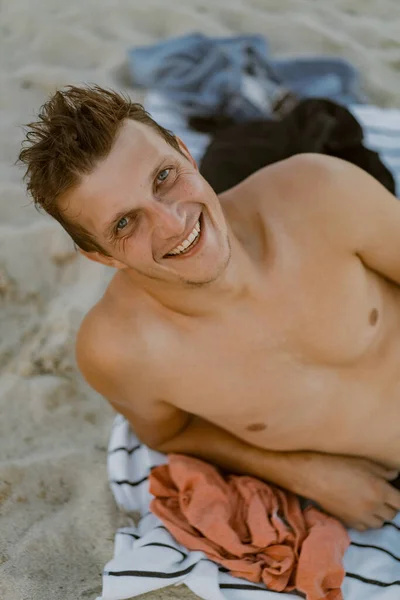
[0, 0, 399, 598]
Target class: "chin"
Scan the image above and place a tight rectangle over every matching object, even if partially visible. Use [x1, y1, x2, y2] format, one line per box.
[180, 247, 231, 287]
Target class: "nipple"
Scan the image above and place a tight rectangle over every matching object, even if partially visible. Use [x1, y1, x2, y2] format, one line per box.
[369, 308, 379, 326]
[246, 422, 267, 432]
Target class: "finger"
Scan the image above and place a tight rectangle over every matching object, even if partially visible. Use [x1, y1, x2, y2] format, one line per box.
[377, 505, 399, 523]
[351, 522, 368, 532]
[366, 515, 385, 530]
[385, 485, 400, 511]
[368, 462, 399, 480]
[373, 459, 398, 470]
[382, 469, 399, 481]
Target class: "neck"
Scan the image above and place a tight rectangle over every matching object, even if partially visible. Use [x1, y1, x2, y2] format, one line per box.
[122, 225, 261, 318]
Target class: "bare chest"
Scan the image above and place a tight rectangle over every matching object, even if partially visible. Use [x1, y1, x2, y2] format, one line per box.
[157, 256, 400, 453]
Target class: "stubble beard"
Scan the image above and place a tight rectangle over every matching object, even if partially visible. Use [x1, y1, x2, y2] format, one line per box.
[133, 234, 232, 288]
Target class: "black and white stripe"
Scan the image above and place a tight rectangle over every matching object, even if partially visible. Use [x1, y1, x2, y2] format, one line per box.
[98, 414, 400, 600]
[350, 105, 400, 195]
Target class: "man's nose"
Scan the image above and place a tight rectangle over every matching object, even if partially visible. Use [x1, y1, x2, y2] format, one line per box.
[150, 201, 186, 239]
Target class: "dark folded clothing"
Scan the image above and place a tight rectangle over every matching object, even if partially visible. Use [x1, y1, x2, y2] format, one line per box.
[196, 99, 396, 195]
[390, 474, 400, 490]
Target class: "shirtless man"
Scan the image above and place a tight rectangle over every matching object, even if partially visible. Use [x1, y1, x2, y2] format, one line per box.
[19, 85, 400, 531]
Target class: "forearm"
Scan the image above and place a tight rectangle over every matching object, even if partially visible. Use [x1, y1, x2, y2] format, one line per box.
[156, 415, 323, 499]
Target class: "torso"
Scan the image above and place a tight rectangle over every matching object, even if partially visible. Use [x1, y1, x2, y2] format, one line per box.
[98, 163, 400, 467]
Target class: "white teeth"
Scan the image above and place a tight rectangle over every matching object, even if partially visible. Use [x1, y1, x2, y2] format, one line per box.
[182, 238, 191, 249]
[166, 219, 201, 256]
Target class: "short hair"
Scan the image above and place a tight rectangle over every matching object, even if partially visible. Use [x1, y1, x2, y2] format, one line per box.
[18, 85, 181, 255]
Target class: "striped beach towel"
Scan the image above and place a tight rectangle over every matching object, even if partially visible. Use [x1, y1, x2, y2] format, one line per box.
[98, 94, 400, 600]
[99, 414, 400, 600]
[143, 92, 400, 196]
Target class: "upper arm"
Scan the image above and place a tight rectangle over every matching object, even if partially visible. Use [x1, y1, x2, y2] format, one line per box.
[274, 154, 400, 283]
[337, 161, 400, 283]
[75, 312, 191, 449]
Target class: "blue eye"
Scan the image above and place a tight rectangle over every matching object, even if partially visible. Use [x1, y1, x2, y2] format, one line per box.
[157, 169, 170, 183]
[116, 217, 129, 231]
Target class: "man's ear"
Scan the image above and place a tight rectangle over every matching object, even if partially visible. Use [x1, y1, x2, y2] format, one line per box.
[176, 137, 198, 170]
[78, 248, 126, 270]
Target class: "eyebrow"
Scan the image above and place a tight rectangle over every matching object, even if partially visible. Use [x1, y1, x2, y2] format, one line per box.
[102, 158, 170, 239]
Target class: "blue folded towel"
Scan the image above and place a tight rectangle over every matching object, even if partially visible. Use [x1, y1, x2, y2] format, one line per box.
[128, 33, 367, 122]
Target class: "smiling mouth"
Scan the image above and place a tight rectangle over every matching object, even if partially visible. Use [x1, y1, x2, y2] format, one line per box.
[163, 215, 202, 258]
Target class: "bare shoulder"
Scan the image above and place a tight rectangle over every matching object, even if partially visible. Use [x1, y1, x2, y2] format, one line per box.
[252, 152, 391, 209]
[76, 295, 136, 401]
[75, 278, 190, 448]
[247, 153, 395, 245]
[75, 271, 162, 399]
[249, 153, 355, 200]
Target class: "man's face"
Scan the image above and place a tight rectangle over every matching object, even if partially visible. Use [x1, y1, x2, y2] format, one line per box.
[60, 119, 231, 287]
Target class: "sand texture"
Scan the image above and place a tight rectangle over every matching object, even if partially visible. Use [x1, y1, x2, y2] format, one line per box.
[0, 0, 399, 598]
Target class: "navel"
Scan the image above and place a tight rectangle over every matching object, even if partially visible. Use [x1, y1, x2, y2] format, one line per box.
[246, 422, 267, 432]
[369, 308, 379, 326]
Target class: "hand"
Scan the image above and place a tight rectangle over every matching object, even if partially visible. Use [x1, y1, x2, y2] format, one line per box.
[298, 454, 400, 531]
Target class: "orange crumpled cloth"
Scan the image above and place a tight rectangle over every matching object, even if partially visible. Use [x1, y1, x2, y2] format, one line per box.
[149, 454, 350, 600]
